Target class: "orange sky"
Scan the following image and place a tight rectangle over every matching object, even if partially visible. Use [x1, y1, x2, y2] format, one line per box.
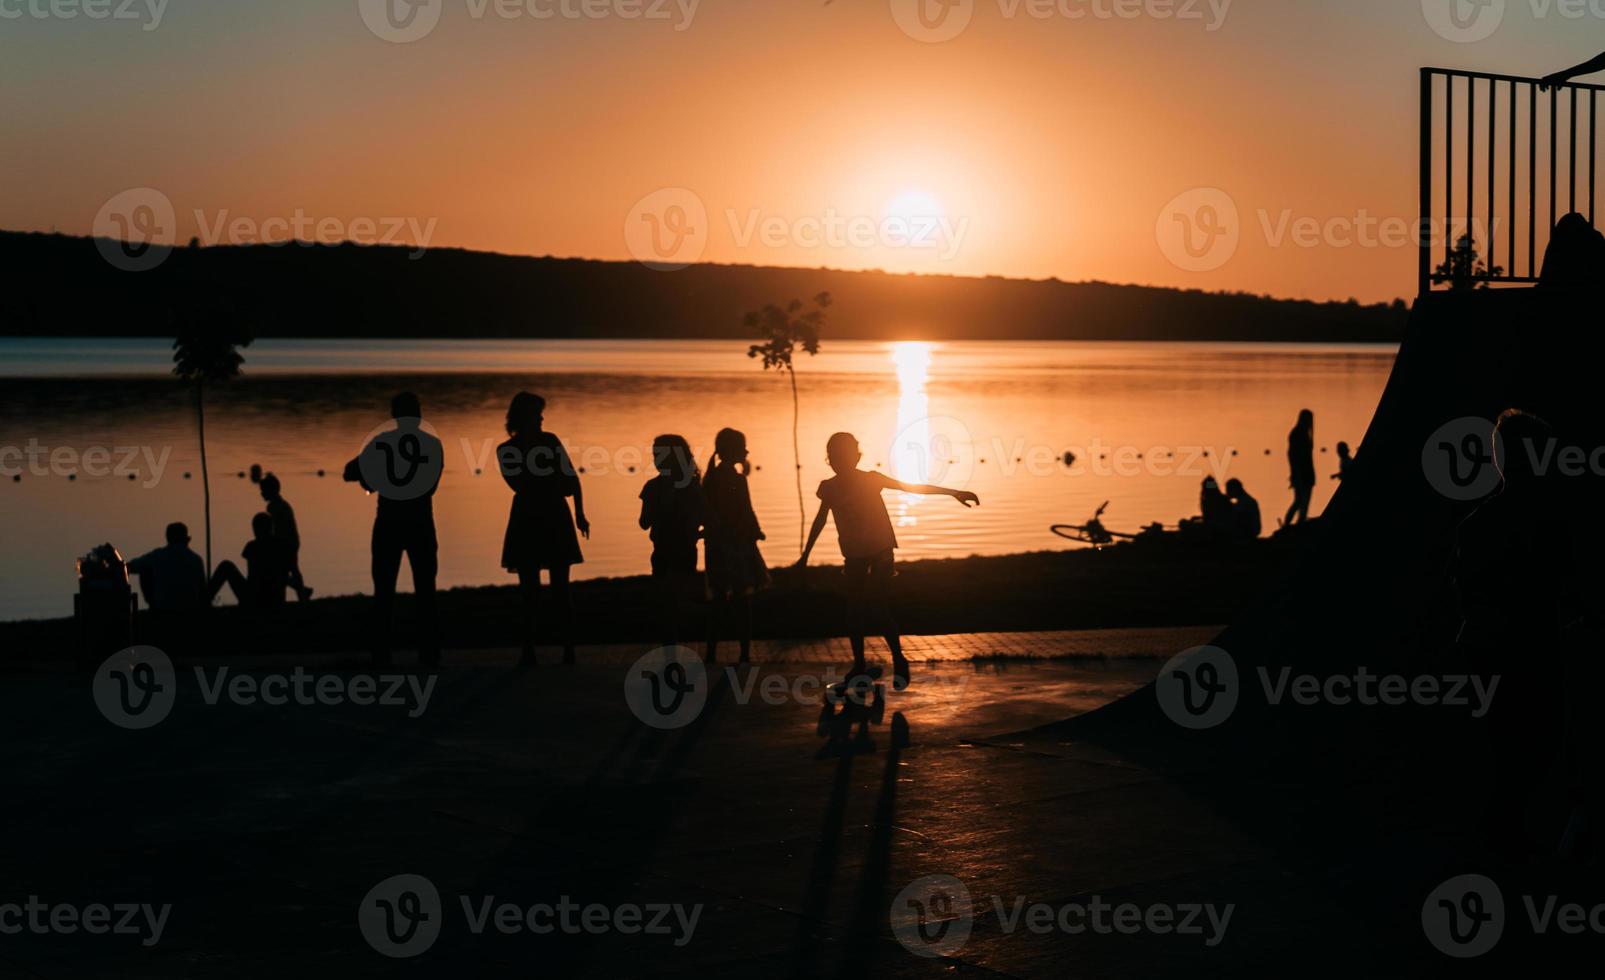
[0, 0, 1596, 303]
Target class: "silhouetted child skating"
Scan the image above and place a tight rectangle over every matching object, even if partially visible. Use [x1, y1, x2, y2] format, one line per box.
[796, 432, 979, 690]
[640, 434, 709, 652]
[703, 428, 770, 664]
[258, 473, 313, 601]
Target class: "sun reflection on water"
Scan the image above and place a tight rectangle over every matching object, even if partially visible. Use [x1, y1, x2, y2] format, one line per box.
[890, 342, 935, 527]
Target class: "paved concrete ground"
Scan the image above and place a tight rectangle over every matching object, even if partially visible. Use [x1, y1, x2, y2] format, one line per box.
[0, 626, 1420, 978]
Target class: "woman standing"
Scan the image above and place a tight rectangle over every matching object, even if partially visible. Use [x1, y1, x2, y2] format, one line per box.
[1284, 408, 1316, 527]
[498, 392, 589, 666]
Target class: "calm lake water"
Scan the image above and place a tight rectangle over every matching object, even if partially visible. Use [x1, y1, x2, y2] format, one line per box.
[0, 338, 1397, 622]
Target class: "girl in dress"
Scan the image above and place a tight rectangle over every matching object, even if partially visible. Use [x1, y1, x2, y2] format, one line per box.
[498, 391, 589, 665]
[702, 428, 769, 663]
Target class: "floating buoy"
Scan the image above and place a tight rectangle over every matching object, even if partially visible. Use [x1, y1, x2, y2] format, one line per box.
[578, 467, 587, 474]
[474, 468, 483, 476]
[68, 474, 76, 481]
[184, 472, 192, 479]
[237, 472, 245, 479]
[10, 474, 19, 483]
[127, 473, 136, 481]
[316, 469, 326, 478]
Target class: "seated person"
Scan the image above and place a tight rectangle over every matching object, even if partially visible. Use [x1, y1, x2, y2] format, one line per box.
[1200, 477, 1233, 531]
[127, 522, 207, 613]
[1226, 479, 1262, 540]
[208, 513, 290, 609]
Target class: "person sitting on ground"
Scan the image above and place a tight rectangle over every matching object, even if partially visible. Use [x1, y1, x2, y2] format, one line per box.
[127, 522, 207, 613]
[208, 512, 290, 609]
[1331, 442, 1353, 482]
[259, 473, 313, 602]
[796, 432, 979, 690]
[1200, 476, 1233, 532]
[1225, 479, 1262, 541]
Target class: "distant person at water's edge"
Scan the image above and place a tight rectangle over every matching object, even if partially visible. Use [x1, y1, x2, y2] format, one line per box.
[499, 391, 588, 667]
[796, 432, 979, 690]
[344, 391, 442, 668]
[1284, 409, 1316, 527]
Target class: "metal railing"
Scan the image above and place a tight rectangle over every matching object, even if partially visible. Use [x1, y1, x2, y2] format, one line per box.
[1420, 67, 1604, 295]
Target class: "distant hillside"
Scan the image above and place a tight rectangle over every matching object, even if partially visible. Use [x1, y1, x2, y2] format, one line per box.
[0, 230, 1407, 342]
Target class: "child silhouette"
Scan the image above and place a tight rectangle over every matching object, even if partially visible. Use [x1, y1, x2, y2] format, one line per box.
[796, 432, 979, 689]
[640, 434, 709, 652]
[703, 428, 770, 664]
[258, 473, 313, 602]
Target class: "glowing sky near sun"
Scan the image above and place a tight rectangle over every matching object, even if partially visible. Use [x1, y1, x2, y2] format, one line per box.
[0, 0, 1596, 302]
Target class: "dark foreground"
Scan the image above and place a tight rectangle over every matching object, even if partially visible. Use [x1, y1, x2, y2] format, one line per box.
[0, 632, 1269, 978]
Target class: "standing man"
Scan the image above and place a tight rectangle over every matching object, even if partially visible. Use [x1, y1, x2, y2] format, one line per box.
[345, 392, 444, 667]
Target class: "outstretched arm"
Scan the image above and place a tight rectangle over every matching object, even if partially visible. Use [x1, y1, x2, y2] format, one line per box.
[1542, 51, 1605, 89]
[796, 501, 830, 567]
[884, 477, 980, 508]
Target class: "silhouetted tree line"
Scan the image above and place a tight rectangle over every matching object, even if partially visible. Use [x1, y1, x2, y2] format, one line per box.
[0, 231, 1409, 342]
